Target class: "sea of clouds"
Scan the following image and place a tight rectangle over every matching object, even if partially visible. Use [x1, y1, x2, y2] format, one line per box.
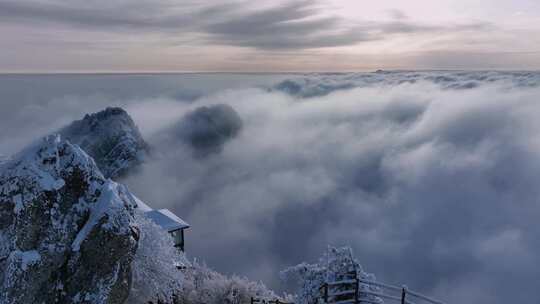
[2, 71, 540, 304]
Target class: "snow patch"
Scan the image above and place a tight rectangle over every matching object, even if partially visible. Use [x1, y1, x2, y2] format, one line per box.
[12, 194, 23, 214]
[71, 180, 127, 251]
[36, 170, 65, 191]
[20, 250, 41, 271]
[9, 250, 42, 271]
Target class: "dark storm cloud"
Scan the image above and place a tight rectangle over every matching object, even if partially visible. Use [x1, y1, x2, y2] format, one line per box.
[0, 0, 494, 50]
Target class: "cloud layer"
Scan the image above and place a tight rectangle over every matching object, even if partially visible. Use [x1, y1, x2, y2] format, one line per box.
[3, 0, 540, 72]
[0, 0, 492, 51]
[2, 72, 540, 304]
[124, 72, 540, 304]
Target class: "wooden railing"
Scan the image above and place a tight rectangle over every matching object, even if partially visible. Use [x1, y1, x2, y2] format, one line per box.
[320, 278, 445, 304]
[251, 297, 294, 304]
[252, 275, 445, 304]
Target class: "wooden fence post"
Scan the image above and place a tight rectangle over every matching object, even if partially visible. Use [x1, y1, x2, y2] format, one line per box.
[324, 284, 328, 303]
[401, 286, 407, 304]
[354, 278, 359, 304]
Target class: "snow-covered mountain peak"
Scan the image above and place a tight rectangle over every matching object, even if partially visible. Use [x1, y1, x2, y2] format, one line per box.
[60, 107, 149, 179]
[0, 135, 139, 304]
[1, 135, 101, 197]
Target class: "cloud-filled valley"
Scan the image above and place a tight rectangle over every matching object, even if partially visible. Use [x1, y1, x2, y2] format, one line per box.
[2, 71, 540, 304]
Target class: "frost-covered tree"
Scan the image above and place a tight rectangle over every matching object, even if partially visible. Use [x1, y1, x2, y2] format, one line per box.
[128, 211, 283, 304]
[280, 247, 383, 304]
[128, 212, 186, 304]
[175, 260, 281, 304]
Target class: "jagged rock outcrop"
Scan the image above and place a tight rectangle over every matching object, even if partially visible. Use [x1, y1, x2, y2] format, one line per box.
[60, 107, 149, 179]
[0, 135, 139, 304]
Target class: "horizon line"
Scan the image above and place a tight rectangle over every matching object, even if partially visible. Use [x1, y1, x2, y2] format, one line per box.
[1, 68, 540, 76]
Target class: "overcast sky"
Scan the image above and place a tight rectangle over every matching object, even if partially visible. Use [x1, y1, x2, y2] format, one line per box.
[1, 0, 540, 72]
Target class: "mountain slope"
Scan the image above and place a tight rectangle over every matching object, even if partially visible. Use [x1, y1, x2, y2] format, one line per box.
[0, 135, 139, 304]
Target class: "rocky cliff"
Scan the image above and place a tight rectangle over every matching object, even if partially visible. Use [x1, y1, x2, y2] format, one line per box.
[60, 107, 149, 179]
[0, 135, 139, 304]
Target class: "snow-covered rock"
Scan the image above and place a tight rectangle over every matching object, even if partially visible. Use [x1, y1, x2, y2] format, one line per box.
[0, 135, 139, 304]
[60, 107, 149, 179]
